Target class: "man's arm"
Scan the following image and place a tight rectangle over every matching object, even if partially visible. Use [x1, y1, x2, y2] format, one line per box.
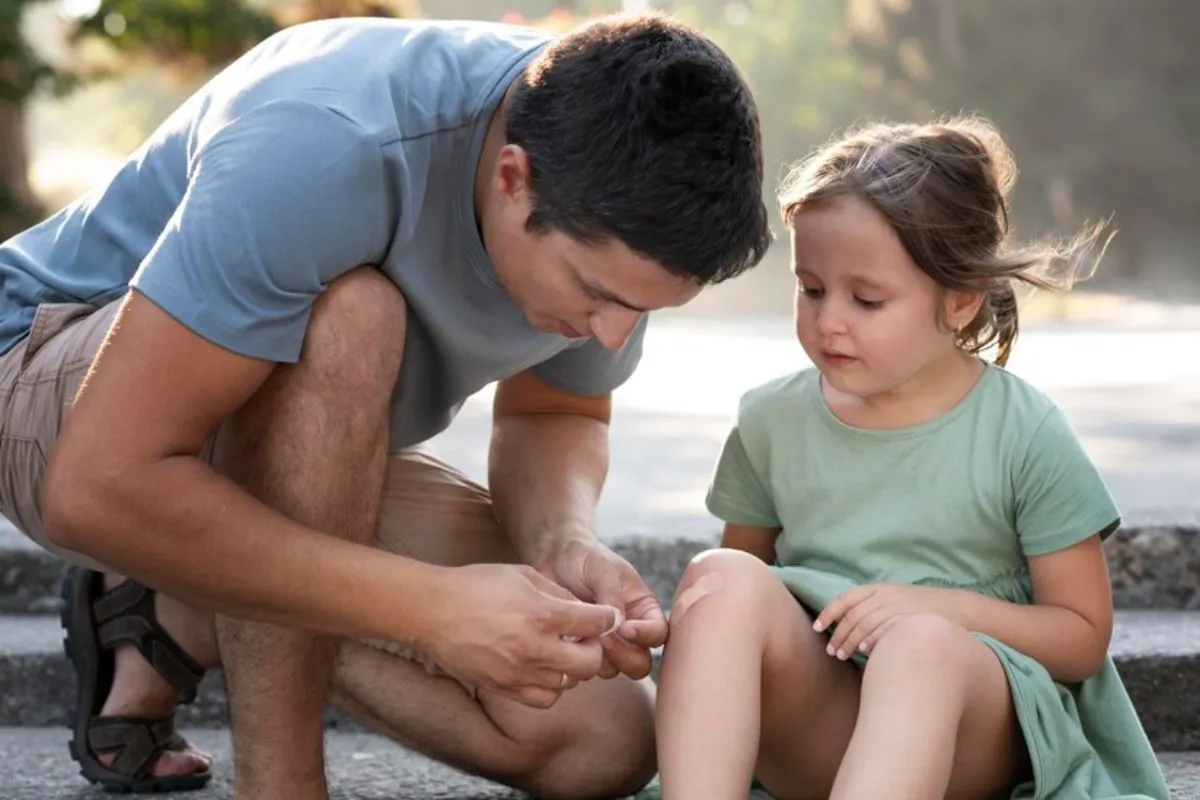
[489, 369, 668, 679]
[42, 296, 620, 707]
[42, 293, 442, 644]
[489, 368, 611, 568]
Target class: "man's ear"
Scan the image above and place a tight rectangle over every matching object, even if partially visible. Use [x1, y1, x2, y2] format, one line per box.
[494, 144, 533, 202]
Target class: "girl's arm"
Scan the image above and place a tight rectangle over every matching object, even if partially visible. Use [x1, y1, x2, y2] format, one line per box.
[720, 522, 782, 564]
[955, 531, 1114, 683]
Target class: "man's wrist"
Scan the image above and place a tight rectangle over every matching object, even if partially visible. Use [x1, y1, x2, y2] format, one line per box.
[363, 554, 451, 650]
[526, 525, 597, 572]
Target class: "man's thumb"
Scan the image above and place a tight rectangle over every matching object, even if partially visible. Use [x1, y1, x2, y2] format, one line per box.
[560, 599, 624, 640]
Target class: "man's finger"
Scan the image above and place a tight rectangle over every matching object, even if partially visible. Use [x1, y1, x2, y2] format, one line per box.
[600, 635, 653, 680]
[550, 596, 621, 641]
[597, 656, 620, 680]
[523, 566, 580, 601]
[618, 604, 668, 647]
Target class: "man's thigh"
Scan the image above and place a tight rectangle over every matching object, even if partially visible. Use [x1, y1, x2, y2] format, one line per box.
[373, 443, 517, 567]
[0, 301, 123, 570]
[364, 445, 518, 680]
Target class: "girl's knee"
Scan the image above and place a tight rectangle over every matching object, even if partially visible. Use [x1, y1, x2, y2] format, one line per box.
[668, 548, 773, 629]
[867, 613, 976, 674]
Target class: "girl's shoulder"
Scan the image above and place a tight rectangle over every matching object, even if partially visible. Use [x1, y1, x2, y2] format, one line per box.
[969, 363, 1063, 440]
[734, 367, 820, 423]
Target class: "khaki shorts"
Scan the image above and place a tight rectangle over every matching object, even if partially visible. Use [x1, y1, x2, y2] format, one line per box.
[0, 299, 512, 685]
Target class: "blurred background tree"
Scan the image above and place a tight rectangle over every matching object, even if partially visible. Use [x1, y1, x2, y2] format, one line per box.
[9, 0, 1200, 302]
[849, 0, 1200, 293]
[2, 0, 418, 238]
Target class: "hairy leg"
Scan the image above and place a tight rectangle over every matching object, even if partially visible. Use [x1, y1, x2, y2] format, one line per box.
[212, 268, 406, 799]
[655, 549, 862, 800]
[329, 448, 657, 800]
[830, 614, 1026, 800]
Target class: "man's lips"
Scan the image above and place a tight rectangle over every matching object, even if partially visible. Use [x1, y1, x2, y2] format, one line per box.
[557, 321, 587, 338]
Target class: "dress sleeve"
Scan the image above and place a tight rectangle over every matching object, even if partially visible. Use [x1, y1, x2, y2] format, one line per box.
[705, 423, 781, 528]
[1014, 407, 1121, 557]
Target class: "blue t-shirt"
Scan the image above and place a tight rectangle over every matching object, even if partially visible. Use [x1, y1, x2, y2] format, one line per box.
[0, 18, 648, 448]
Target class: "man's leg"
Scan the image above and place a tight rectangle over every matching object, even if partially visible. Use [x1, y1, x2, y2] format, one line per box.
[330, 446, 658, 800]
[0, 301, 219, 782]
[208, 266, 407, 799]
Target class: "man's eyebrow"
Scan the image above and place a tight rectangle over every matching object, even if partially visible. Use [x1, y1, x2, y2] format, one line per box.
[577, 272, 650, 313]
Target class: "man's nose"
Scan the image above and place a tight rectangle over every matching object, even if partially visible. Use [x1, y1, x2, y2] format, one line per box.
[591, 306, 644, 350]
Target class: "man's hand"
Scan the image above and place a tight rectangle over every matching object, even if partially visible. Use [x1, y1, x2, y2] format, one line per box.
[813, 584, 969, 660]
[422, 563, 620, 709]
[541, 539, 668, 680]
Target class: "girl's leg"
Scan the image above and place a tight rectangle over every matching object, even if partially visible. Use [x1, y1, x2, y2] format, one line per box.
[831, 614, 1027, 800]
[656, 549, 862, 800]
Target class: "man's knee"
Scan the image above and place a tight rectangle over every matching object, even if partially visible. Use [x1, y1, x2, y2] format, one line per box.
[297, 266, 406, 391]
[495, 677, 657, 799]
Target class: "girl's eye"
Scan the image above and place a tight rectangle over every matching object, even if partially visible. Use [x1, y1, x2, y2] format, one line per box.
[800, 286, 823, 298]
[855, 297, 884, 309]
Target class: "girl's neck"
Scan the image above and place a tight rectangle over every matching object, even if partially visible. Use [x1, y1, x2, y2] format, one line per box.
[822, 350, 986, 430]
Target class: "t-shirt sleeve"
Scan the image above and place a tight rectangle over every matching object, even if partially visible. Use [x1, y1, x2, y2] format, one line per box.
[530, 314, 649, 396]
[1014, 407, 1121, 557]
[130, 99, 392, 363]
[705, 424, 781, 528]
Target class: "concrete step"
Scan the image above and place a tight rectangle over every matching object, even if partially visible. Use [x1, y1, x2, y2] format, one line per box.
[4, 522, 1200, 614]
[0, 727, 1197, 800]
[2, 610, 1200, 751]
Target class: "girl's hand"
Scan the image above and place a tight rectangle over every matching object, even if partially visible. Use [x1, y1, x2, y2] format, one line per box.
[813, 584, 970, 660]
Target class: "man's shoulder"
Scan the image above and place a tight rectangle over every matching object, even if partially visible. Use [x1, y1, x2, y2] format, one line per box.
[212, 18, 553, 141]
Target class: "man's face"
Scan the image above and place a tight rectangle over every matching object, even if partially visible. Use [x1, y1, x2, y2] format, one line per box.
[480, 145, 702, 351]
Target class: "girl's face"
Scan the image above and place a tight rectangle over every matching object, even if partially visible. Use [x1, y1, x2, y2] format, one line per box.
[790, 194, 981, 401]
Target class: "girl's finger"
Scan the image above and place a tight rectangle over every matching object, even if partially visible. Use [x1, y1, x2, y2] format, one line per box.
[814, 586, 873, 633]
[827, 599, 880, 657]
[859, 616, 905, 655]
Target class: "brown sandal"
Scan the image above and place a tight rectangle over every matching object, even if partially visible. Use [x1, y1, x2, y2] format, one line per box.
[61, 567, 211, 793]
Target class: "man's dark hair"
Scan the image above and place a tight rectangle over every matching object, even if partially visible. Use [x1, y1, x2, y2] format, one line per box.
[505, 12, 772, 285]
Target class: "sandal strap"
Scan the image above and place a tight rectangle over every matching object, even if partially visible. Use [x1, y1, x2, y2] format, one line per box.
[87, 715, 179, 780]
[93, 580, 205, 700]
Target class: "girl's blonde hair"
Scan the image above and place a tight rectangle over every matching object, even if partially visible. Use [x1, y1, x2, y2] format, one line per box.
[778, 115, 1111, 367]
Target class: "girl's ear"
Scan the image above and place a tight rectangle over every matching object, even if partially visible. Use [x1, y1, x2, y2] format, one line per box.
[944, 289, 986, 333]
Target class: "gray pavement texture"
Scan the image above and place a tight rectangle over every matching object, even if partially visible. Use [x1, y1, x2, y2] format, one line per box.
[0, 728, 1198, 800]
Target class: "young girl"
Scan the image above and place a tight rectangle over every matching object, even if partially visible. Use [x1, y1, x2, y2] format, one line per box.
[653, 117, 1169, 799]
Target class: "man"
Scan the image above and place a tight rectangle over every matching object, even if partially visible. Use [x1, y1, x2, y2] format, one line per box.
[0, 10, 769, 799]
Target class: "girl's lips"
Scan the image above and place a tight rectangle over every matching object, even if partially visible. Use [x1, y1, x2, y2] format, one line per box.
[822, 351, 857, 366]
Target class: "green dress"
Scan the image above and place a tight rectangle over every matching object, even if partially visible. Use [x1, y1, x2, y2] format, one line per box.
[699, 365, 1169, 800]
